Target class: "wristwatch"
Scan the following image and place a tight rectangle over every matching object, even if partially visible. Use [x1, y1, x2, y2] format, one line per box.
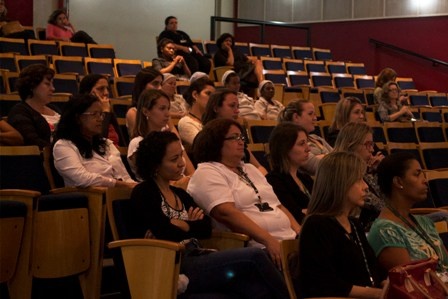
[188, 47, 193, 53]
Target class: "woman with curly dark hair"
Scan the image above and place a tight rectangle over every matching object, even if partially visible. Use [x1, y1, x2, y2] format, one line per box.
[53, 94, 136, 188]
[46, 9, 96, 43]
[7, 64, 59, 148]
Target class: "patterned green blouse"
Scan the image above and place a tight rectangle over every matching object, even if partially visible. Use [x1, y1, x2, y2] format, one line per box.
[368, 215, 448, 272]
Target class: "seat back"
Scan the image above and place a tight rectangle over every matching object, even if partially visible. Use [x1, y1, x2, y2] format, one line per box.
[0, 200, 27, 283]
[32, 193, 90, 278]
[27, 39, 59, 56]
[0, 93, 20, 116]
[249, 43, 271, 57]
[415, 122, 445, 143]
[15, 55, 47, 72]
[234, 42, 250, 56]
[0, 37, 27, 55]
[425, 170, 448, 207]
[58, 41, 88, 57]
[280, 239, 299, 299]
[106, 188, 134, 241]
[419, 142, 448, 170]
[354, 75, 374, 89]
[113, 76, 135, 98]
[52, 55, 85, 75]
[0, 53, 17, 72]
[53, 73, 79, 95]
[247, 143, 271, 172]
[271, 44, 292, 58]
[108, 239, 184, 299]
[0, 146, 51, 194]
[312, 47, 332, 61]
[326, 61, 346, 74]
[87, 44, 116, 59]
[283, 58, 304, 72]
[332, 73, 354, 88]
[114, 59, 142, 77]
[246, 119, 277, 143]
[429, 93, 448, 107]
[262, 69, 287, 85]
[384, 122, 418, 143]
[304, 61, 326, 73]
[84, 57, 114, 77]
[292, 46, 312, 60]
[261, 57, 283, 70]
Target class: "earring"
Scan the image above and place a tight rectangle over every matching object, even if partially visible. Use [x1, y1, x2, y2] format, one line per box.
[399, 185, 404, 189]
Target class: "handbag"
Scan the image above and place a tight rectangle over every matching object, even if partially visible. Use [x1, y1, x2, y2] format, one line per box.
[386, 257, 448, 299]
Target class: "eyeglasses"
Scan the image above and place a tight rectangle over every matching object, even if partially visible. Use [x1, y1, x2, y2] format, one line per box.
[224, 134, 246, 142]
[363, 141, 375, 149]
[82, 111, 106, 119]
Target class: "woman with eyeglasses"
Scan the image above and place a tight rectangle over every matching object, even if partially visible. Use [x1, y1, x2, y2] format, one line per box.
[333, 122, 384, 230]
[130, 130, 289, 299]
[377, 81, 413, 122]
[79, 74, 124, 147]
[53, 94, 136, 188]
[188, 118, 300, 271]
[202, 88, 267, 175]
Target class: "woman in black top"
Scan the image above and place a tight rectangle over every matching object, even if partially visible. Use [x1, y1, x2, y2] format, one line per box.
[130, 131, 288, 298]
[267, 122, 312, 224]
[298, 152, 387, 298]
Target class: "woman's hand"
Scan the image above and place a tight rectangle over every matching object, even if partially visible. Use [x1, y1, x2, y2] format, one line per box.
[368, 151, 385, 169]
[264, 236, 283, 270]
[174, 55, 184, 64]
[91, 91, 111, 112]
[187, 206, 204, 221]
[399, 105, 413, 117]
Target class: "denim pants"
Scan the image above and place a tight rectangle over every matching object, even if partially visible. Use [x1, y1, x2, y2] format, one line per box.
[180, 247, 289, 299]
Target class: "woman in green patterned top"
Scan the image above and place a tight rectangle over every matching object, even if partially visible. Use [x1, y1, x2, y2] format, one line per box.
[367, 152, 448, 272]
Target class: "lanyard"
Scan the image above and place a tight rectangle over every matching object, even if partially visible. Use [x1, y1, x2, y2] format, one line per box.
[349, 219, 375, 286]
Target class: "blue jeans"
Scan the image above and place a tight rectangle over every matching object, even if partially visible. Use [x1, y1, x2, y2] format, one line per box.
[181, 247, 289, 299]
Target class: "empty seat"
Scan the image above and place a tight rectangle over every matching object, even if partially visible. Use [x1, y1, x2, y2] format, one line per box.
[27, 39, 59, 56]
[0, 53, 17, 72]
[415, 122, 446, 143]
[0, 37, 28, 55]
[325, 61, 346, 74]
[408, 92, 430, 107]
[262, 69, 287, 85]
[58, 41, 88, 57]
[310, 72, 333, 88]
[332, 73, 354, 88]
[420, 107, 442, 122]
[113, 77, 135, 98]
[318, 87, 340, 104]
[384, 122, 418, 143]
[249, 43, 271, 57]
[53, 74, 79, 95]
[354, 75, 375, 89]
[52, 55, 85, 75]
[14, 55, 47, 72]
[304, 60, 326, 73]
[292, 46, 313, 60]
[246, 119, 277, 143]
[283, 58, 304, 72]
[312, 47, 332, 61]
[234, 42, 250, 56]
[113, 59, 142, 77]
[270, 44, 292, 58]
[87, 44, 116, 59]
[261, 57, 283, 70]
[396, 77, 417, 91]
[345, 62, 366, 75]
[84, 57, 114, 77]
[419, 142, 448, 170]
[429, 93, 448, 107]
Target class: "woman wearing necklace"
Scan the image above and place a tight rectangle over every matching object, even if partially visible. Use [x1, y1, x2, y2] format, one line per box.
[130, 131, 289, 298]
[177, 77, 215, 147]
[266, 122, 313, 224]
[368, 152, 448, 272]
[188, 118, 299, 270]
[298, 152, 386, 298]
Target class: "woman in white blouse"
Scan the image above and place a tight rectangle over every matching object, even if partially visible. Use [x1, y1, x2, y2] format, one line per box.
[53, 94, 136, 188]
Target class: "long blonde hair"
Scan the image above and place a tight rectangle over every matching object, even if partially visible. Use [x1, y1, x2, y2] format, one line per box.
[307, 151, 366, 217]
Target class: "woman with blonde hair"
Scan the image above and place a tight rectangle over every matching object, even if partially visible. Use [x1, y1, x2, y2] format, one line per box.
[278, 99, 332, 175]
[374, 67, 397, 104]
[334, 122, 384, 229]
[377, 81, 413, 122]
[298, 151, 386, 298]
[327, 96, 365, 146]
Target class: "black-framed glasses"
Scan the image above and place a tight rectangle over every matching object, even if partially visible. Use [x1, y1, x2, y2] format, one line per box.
[82, 111, 106, 119]
[224, 134, 246, 142]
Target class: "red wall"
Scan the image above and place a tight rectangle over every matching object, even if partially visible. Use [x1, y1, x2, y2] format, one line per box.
[4, 0, 33, 26]
[235, 16, 448, 92]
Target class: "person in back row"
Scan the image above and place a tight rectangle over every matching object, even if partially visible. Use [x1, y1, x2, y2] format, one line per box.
[152, 38, 191, 80]
[46, 9, 96, 43]
[254, 80, 284, 120]
[158, 16, 211, 74]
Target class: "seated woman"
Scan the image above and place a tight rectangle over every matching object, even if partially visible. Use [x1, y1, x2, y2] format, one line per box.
[333, 122, 385, 230]
[161, 73, 188, 118]
[377, 81, 413, 122]
[374, 67, 397, 104]
[127, 89, 194, 181]
[368, 152, 448, 272]
[79, 74, 124, 146]
[214, 33, 263, 96]
[177, 77, 215, 146]
[298, 152, 386, 298]
[278, 99, 332, 175]
[53, 94, 136, 188]
[222, 70, 261, 120]
[327, 96, 365, 147]
[8, 64, 60, 148]
[152, 38, 191, 80]
[126, 67, 163, 136]
[130, 131, 289, 298]
[46, 9, 96, 43]
[266, 122, 312, 224]
[202, 89, 267, 175]
[188, 118, 300, 270]
[254, 80, 284, 120]
[0, 119, 23, 145]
